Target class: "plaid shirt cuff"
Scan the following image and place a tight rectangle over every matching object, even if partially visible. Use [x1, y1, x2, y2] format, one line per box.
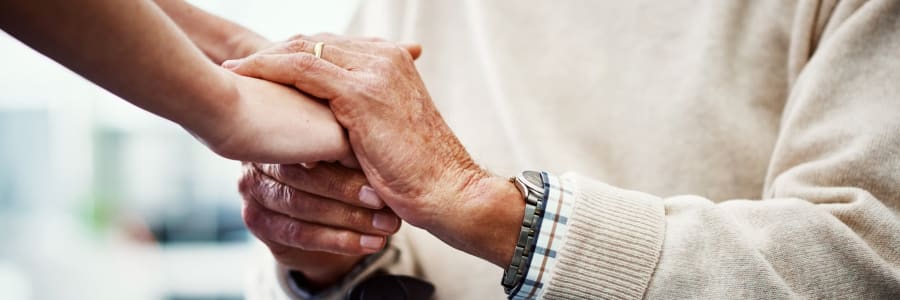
[509, 172, 575, 300]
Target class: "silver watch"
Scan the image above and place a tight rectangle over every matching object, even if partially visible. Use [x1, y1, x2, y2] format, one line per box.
[501, 170, 546, 294]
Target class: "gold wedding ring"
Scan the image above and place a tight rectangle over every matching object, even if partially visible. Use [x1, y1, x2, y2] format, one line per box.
[313, 42, 325, 58]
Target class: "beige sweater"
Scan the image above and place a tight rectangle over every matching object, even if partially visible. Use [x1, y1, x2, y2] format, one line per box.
[248, 0, 900, 299]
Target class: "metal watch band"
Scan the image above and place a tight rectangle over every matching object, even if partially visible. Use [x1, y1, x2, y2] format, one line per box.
[502, 171, 547, 294]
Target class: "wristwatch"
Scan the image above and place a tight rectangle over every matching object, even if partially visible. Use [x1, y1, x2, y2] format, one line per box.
[501, 170, 547, 295]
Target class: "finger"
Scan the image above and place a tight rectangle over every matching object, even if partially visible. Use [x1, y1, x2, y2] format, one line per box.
[242, 34, 389, 67]
[253, 163, 385, 209]
[251, 32, 421, 62]
[238, 168, 400, 234]
[258, 238, 364, 275]
[255, 35, 422, 64]
[224, 53, 350, 100]
[313, 35, 422, 60]
[303, 33, 422, 59]
[242, 197, 386, 255]
[399, 42, 423, 60]
[245, 38, 370, 69]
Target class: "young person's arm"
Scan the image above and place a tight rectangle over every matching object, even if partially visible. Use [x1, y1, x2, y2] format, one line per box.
[0, 0, 351, 164]
[153, 0, 270, 64]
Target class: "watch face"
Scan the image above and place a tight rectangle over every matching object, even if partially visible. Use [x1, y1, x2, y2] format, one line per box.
[520, 171, 543, 191]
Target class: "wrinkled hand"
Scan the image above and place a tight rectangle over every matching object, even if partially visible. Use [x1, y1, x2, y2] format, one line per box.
[238, 162, 400, 286]
[228, 34, 424, 286]
[226, 34, 523, 267]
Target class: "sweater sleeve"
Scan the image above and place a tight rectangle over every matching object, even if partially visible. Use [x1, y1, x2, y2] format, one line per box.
[542, 1, 900, 298]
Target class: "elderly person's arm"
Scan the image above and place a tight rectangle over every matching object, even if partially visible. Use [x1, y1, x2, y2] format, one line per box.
[231, 0, 900, 298]
[0, 0, 351, 164]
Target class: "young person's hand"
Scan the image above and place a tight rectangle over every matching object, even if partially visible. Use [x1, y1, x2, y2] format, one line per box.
[189, 72, 356, 166]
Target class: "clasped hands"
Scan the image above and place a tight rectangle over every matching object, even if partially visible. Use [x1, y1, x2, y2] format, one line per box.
[223, 34, 525, 286]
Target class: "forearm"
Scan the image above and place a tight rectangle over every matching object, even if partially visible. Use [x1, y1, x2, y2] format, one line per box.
[153, 0, 269, 63]
[0, 0, 235, 139]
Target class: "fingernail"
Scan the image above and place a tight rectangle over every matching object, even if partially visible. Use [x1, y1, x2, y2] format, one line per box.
[221, 59, 241, 69]
[372, 212, 399, 232]
[358, 186, 384, 208]
[300, 162, 318, 169]
[360, 235, 384, 251]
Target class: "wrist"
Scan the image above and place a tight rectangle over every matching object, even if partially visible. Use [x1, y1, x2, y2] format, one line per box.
[432, 174, 524, 267]
[177, 69, 241, 155]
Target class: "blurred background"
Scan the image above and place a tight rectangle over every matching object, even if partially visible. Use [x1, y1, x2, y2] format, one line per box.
[0, 1, 359, 299]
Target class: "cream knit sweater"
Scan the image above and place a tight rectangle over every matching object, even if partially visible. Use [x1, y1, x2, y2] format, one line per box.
[248, 0, 900, 299]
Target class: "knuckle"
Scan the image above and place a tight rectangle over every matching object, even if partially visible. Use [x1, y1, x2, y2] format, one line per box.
[258, 164, 283, 180]
[241, 203, 264, 233]
[344, 208, 370, 228]
[270, 182, 296, 213]
[291, 54, 319, 73]
[252, 175, 295, 211]
[329, 231, 358, 253]
[262, 164, 303, 185]
[286, 39, 310, 53]
[370, 57, 394, 71]
[370, 42, 406, 60]
[386, 45, 408, 60]
[237, 166, 260, 198]
[281, 221, 307, 247]
[323, 174, 356, 200]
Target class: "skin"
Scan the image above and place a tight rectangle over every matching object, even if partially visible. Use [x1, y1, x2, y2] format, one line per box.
[152, 0, 271, 64]
[228, 36, 524, 270]
[238, 162, 400, 287]
[0, 0, 421, 286]
[135, 2, 425, 286]
[0, 0, 458, 287]
[0, 0, 352, 164]
[229, 33, 421, 287]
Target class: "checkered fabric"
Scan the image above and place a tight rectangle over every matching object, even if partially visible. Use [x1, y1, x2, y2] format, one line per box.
[508, 172, 575, 300]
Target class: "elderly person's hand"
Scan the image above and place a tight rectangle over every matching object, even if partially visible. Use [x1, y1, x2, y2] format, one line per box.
[225, 35, 525, 267]
[238, 163, 401, 286]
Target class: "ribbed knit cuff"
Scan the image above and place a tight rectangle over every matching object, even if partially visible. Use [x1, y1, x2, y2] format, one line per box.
[542, 173, 665, 299]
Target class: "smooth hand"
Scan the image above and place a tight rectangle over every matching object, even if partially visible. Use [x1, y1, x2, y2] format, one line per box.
[191, 73, 356, 166]
[227, 35, 524, 267]
[238, 162, 400, 286]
